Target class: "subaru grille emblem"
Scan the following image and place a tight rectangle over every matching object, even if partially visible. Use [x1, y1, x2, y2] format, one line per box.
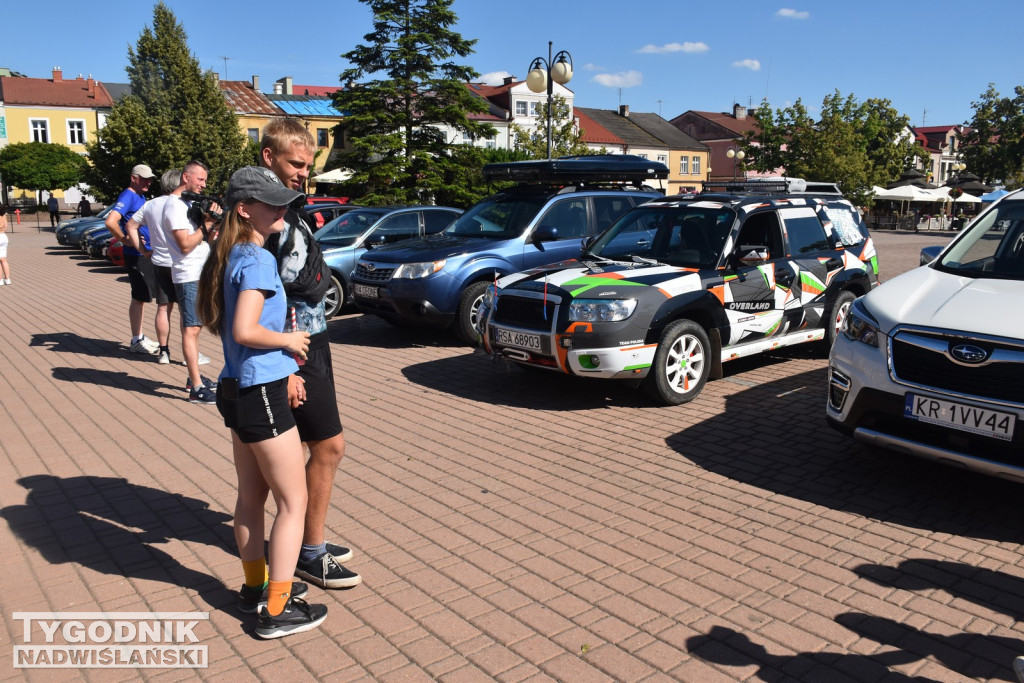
[949, 343, 988, 364]
[365, 263, 376, 272]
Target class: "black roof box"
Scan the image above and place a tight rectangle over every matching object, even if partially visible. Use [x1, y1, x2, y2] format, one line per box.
[484, 154, 669, 183]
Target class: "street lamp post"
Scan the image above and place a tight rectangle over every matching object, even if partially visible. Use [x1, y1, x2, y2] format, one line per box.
[526, 41, 573, 160]
[726, 147, 745, 181]
[949, 161, 966, 229]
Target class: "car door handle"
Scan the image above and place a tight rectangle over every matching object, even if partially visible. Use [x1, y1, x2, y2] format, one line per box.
[636, 239, 650, 247]
[776, 271, 794, 287]
[825, 257, 843, 269]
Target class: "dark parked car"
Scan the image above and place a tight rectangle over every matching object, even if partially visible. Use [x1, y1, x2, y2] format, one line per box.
[315, 205, 462, 318]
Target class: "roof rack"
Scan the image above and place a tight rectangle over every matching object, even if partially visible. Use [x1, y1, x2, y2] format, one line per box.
[484, 154, 669, 185]
[701, 177, 803, 195]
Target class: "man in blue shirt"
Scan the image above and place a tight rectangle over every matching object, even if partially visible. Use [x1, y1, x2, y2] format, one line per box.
[105, 163, 160, 355]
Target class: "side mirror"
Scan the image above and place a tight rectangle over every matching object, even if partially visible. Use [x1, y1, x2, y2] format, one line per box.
[582, 235, 597, 252]
[531, 225, 558, 251]
[736, 245, 770, 266]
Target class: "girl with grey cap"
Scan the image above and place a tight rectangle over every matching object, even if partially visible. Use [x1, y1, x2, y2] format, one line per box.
[197, 166, 327, 638]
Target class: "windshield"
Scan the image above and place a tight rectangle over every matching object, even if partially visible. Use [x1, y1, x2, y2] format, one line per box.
[445, 194, 547, 238]
[589, 205, 735, 269]
[935, 199, 1024, 280]
[314, 210, 382, 247]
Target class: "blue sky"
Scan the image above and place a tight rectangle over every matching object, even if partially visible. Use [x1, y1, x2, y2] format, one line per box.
[4, 0, 1022, 128]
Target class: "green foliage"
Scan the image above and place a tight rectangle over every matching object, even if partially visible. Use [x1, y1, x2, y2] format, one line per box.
[960, 83, 1024, 189]
[85, 2, 250, 201]
[745, 91, 920, 206]
[333, 0, 495, 205]
[0, 142, 88, 196]
[510, 95, 589, 159]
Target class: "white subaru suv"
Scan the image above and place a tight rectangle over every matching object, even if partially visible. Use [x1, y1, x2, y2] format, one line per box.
[827, 189, 1024, 480]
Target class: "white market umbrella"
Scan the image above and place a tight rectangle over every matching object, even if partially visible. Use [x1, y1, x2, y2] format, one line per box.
[312, 168, 354, 184]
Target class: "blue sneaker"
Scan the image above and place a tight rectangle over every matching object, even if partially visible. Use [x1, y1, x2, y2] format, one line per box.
[185, 376, 217, 392]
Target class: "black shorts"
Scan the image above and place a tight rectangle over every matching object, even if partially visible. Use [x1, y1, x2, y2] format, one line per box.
[125, 253, 157, 303]
[292, 334, 343, 442]
[216, 377, 297, 444]
[153, 265, 177, 305]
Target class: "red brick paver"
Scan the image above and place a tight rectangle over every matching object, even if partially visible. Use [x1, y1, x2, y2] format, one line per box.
[3, 227, 1020, 681]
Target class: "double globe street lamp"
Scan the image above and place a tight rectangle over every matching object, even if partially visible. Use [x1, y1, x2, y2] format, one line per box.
[726, 147, 745, 181]
[526, 42, 573, 159]
[948, 161, 966, 228]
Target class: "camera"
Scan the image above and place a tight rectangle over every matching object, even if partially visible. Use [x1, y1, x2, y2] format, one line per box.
[181, 191, 224, 227]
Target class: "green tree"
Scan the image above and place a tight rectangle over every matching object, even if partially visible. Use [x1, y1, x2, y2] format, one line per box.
[753, 91, 921, 205]
[85, 2, 251, 201]
[0, 142, 88, 204]
[960, 83, 1024, 188]
[510, 95, 589, 159]
[333, 0, 495, 205]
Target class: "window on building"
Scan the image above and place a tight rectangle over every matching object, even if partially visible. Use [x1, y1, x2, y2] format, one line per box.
[692, 156, 701, 175]
[679, 157, 689, 175]
[515, 101, 528, 117]
[462, 131, 474, 145]
[657, 154, 667, 165]
[529, 102, 539, 117]
[247, 128, 260, 143]
[317, 128, 329, 147]
[30, 119, 49, 143]
[67, 120, 86, 145]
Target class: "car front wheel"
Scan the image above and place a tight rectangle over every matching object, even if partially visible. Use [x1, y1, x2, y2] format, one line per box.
[643, 319, 712, 405]
[826, 290, 857, 346]
[323, 275, 344, 319]
[454, 281, 490, 344]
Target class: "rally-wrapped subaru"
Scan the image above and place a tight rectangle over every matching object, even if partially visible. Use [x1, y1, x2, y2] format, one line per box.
[480, 178, 878, 405]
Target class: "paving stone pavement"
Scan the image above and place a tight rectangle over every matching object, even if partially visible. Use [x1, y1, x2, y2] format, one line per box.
[3, 226, 1022, 682]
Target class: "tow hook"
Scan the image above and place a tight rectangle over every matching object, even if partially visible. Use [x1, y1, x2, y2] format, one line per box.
[501, 348, 531, 362]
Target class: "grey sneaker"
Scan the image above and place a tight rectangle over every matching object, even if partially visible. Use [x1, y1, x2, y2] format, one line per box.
[185, 376, 217, 392]
[294, 552, 362, 589]
[255, 597, 327, 639]
[129, 336, 160, 355]
[188, 386, 216, 404]
[237, 581, 308, 614]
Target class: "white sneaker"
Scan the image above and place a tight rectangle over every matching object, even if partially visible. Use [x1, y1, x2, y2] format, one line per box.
[0, 281, 5, 287]
[157, 350, 171, 365]
[129, 336, 161, 355]
[3, 279, 9, 285]
[198, 352, 211, 365]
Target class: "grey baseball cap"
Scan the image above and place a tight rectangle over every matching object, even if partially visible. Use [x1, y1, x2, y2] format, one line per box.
[131, 164, 156, 179]
[224, 166, 301, 208]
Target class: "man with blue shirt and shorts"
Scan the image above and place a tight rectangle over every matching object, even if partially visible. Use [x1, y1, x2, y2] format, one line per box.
[105, 164, 160, 355]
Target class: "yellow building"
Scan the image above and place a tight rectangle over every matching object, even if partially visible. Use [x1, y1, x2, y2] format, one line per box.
[0, 68, 114, 204]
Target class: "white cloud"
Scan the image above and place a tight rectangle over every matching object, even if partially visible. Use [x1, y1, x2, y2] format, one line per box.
[733, 59, 761, 71]
[636, 42, 709, 55]
[582, 63, 605, 72]
[592, 71, 644, 88]
[777, 8, 810, 19]
[477, 71, 512, 85]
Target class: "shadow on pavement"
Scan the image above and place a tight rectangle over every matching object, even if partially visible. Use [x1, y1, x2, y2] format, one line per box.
[326, 312, 465, 350]
[1, 475, 238, 617]
[32, 332, 134, 360]
[854, 558, 1024, 625]
[669, 367, 1024, 543]
[51, 367, 180, 400]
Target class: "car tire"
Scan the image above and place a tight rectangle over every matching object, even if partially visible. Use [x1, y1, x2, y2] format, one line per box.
[454, 281, 490, 345]
[826, 290, 857, 347]
[642, 319, 712, 405]
[323, 275, 344, 319]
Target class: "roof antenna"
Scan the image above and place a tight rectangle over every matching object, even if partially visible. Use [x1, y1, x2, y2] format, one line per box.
[219, 56, 230, 80]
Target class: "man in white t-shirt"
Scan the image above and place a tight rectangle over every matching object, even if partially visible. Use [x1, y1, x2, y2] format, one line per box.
[160, 160, 218, 404]
[126, 169, 182, 365]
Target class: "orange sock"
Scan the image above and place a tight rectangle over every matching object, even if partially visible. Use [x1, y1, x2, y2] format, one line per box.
[242, 558, 268, 589]
[266, 580, 292, 616]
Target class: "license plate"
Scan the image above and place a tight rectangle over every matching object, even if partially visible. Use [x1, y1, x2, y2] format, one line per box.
[904, 394, 1016, 441]
[494, 327, 542, 351]
[354, 283, 378, 299]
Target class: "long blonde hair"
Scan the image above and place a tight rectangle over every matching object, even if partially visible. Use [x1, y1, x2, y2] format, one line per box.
[197, 203, 256, 337]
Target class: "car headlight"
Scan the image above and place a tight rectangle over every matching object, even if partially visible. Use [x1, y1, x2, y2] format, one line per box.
[841, 299, 881, 347]
[482, 284, 496, 308]
[568, 299, 638, 322]
[393, 259, 446, 279]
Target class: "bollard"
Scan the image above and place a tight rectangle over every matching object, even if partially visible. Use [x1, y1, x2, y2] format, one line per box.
[14, 209, 20, 224]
